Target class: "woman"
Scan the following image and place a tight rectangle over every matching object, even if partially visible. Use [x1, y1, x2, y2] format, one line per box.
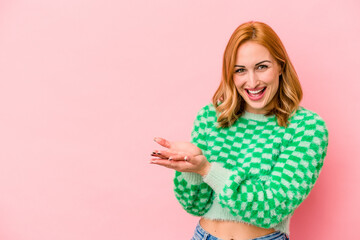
[150, 21, 328, 240]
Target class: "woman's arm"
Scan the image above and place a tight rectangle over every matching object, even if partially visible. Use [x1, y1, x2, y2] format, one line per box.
[151, 105, 214, 216]
[174, 105, 214, 215]
[173, 170, 214, 216]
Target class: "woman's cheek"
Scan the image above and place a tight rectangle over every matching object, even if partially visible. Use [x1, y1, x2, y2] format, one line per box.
[233, 76, 245, 89]
[262, 70, 278, 83]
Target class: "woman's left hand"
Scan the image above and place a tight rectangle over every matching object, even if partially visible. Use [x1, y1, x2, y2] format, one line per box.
[150, 137, 211, 176]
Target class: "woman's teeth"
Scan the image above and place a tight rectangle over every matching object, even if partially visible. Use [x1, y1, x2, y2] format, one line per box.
[247, 87, 266, 95]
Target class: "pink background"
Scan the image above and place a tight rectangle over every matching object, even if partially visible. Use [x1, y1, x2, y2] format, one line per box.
[0, 0, 359, 239]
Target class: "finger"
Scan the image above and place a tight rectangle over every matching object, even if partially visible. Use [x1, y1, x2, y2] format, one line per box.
[150, 158, 181, 169]
[151, 149, 179, 159]
[150, 150, 171, 159]
[151, 151, 167, 159]
[154, 137, 171, 149]
[169, 155, 192, 162]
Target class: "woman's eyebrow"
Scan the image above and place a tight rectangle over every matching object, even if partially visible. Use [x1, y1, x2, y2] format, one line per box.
[234, 60, 272, 68]
[255, 60, 271, 66]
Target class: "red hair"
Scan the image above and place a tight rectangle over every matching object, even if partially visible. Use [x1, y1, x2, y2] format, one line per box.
[213, 21, 302, 127]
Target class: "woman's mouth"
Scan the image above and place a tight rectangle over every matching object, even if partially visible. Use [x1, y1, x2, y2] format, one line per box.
[245, 87, 266, 100]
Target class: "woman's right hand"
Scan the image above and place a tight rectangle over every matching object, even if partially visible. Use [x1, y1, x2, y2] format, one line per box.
[151, 137, 210, 176]
[153, 137, 202, 157]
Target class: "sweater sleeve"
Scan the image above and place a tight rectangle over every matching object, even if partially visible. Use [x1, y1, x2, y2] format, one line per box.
[173, 105, 214, 216]
[202, 113, 329, 227]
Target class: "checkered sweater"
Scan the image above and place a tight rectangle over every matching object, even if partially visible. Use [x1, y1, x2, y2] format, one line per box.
[173, 103, 328, 235]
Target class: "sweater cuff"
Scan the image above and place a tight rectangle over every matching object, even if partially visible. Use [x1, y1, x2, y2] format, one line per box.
[181, 172, 203, 185]
[202, 162, 234, 193]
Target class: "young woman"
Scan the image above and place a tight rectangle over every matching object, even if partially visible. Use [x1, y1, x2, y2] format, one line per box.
[150, 21, 329, 240]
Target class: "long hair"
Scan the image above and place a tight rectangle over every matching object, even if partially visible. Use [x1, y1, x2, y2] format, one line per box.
[212, 21, 302, 128]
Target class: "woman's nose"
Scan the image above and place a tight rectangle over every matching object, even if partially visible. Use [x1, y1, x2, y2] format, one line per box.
[247, 72, 259, 87]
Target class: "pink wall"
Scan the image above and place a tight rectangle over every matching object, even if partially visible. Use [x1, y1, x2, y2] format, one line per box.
[0, 0, 359, 239]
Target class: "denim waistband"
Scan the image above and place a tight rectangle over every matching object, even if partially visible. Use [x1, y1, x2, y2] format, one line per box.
[191, 221, 289, 240]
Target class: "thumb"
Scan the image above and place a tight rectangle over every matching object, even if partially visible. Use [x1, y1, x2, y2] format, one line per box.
[154, 137, 171, 149]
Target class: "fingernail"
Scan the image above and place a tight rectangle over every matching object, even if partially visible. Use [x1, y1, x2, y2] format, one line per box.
[152, 152, 156, 154]
[151, 160, 157, 163]
[153, 137, 158, 142]
[156, 152, 161, 155]
[168, 157, 172, 161]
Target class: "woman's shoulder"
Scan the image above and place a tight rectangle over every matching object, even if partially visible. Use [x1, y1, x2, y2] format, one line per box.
[292, 106, 326, 121]
[289, 106, 327, 132]
[195, 102, 217, 117]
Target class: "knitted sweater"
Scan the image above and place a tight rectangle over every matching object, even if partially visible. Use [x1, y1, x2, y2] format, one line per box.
[173, 103, 329, 236]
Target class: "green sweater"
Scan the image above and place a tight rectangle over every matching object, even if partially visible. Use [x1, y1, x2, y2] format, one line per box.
[173, 103, 329, 236]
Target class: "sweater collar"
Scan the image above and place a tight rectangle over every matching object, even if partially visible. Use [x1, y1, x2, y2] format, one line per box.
[241, 111, 276, 122]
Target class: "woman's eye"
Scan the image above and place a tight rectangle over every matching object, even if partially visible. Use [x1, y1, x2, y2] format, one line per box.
[257, 65, 268, 70]
[235, 68, 245, 73]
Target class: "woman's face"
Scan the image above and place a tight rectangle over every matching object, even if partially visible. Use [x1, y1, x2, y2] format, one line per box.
[233, 41, 281, 114]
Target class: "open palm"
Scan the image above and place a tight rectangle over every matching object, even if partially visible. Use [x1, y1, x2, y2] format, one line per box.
[151, 137, 210, 176]
[153, 137, 202, 156]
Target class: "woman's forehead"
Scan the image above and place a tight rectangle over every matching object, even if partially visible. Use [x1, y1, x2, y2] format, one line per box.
[235, 42, 273, 65]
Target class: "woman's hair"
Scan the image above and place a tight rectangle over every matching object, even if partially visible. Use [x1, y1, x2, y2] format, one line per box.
[212, 21, 302, 128]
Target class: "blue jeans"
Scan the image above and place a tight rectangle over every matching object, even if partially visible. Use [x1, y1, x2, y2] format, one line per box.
[191, 221, 290, 240]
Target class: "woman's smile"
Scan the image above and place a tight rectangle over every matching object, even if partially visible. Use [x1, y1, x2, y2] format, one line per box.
[245, 87, 267, 100]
